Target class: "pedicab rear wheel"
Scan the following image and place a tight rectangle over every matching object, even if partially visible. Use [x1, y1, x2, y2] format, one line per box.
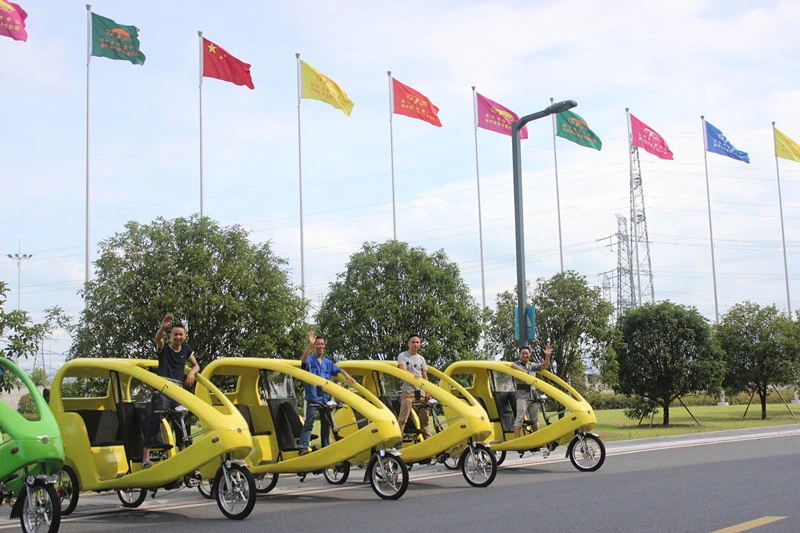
[459, 443, 497, 488]
[20, 480, 61, 533]
[254, 472, 279, 494]
[442, 455, 459, 470]
[323, 462, 350, 485]
[568, 433, 605, 472]
[214, 463, 256, 520]
[367, 453, 408, 500]
[117, 487, 147, 508]
[56, 466, 79, 516]
[197, 478, 215, 499]
[494, 451, 507, 466]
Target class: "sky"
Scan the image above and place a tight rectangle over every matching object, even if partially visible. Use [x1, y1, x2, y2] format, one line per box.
[2, 0, 800, 370]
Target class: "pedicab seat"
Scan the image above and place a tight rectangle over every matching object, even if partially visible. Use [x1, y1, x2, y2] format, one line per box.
[492, 391, 517, 433]
[266, 399, 304, 451]
[74, 409, 122, 447]
[235, 404, 272, 436]
[116, 401, 148, 462]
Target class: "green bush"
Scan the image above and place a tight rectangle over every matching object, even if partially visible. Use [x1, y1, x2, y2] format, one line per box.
[16, 393, 40, 421]
[585, 388, 798, 410]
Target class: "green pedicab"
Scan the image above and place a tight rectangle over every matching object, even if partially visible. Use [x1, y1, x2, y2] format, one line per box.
[0, 357, 64, 533]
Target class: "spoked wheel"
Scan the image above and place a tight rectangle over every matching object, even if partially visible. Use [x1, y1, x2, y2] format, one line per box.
[323, 462, 350, 485]
[494, 451, 507, 466]
[442, 455, 459, 470]
[254, 472, 279, 494]
[367, 453, 408, 500]
[20, 481, 61, 533]
[117, 487, 147, 508]
[568, 433, 606, 472]
[197, 478, 215, 499]
[55, 466, 79, 516]
[214, 463, 256, 520]
[459, 444, 497, 488]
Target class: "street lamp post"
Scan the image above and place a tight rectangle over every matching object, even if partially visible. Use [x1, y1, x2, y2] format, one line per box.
[7, 246, 33, 311]
[512, 99, 577, 349]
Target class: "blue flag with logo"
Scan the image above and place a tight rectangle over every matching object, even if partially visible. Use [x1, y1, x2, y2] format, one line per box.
[705, 120, 750, 163]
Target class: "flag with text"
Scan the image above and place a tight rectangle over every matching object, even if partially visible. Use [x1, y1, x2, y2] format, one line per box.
[392, 78, 442, 127]
[630, 113, 673, 160]
[476, 93, 526, 138]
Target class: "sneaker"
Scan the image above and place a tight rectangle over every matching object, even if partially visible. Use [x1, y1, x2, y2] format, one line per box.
[298, 448, 311, 456]
[142, 460, 153, 469]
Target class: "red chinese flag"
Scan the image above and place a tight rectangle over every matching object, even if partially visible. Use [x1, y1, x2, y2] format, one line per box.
[202, 37, 254, 90]
[392, 78, 442, 127]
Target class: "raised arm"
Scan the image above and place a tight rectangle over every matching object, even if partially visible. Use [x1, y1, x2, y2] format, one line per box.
[155, 315, 172, 350]
[301, 330, 315, 363]
[539, 345, 552, 371]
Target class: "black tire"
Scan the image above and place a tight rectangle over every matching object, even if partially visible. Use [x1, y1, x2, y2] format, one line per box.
[495, 451, 507, 466]
[254, 472, 279, 494]
[568, 433, 606, 472]
[214, 464, 256, 520]
[367, 453, 409, 500]
[20, 480, 61, 533]
[117, 487, 148, 508]
[56, 466, 79, 516]
[323, 463, 350, 485]
[197, 479, 215, 499]
[459, 444, 497, 488]
[442, 456, 459, 470]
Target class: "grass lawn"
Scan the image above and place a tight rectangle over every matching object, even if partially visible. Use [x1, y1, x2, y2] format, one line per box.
[593, 402, 800, 442]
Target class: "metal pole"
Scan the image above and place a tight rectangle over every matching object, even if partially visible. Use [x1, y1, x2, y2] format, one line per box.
[388, 71, 397, 240]
[551, 97, 564, 273]
[772, 122, 792, 318]
[471, 86, 486, 310]
[626, 108, 642, 307]
[296, 53, 306, 301]
[198, 32, 204, 218]
[701, 116, 720, 324]
[85, 4, 92, 287]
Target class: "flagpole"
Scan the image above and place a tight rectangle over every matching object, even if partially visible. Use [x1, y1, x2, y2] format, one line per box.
[471, 86, 486, 311]
[772, 122, 792, 317]
[551, 97, 564, 273]
[296, 53, 306, 301]
[85, 4, 92, 288]
[388, 71, 397, 240]
[198, 31, 204, 218]
[701, 116, 720, 324]
[626, 108, 643, 306]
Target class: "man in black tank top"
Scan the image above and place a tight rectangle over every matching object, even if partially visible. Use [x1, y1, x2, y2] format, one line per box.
[142, 315, 201, 468]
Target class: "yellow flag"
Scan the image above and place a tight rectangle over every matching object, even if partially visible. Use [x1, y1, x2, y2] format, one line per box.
[775, 127, 800, 163]
[300, 60, 354, 116]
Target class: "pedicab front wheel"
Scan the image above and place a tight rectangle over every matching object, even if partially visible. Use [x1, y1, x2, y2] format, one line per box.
[323, 462, 350, 485]
[568, 433, 605, 472]
[20, 480, 61, 533]
[117, 487, 147, 508]
[459, 443, 497, 488]
[367, 453, 408, 500]
[214, 463, 256, 520]
[56, 466, 79, 516]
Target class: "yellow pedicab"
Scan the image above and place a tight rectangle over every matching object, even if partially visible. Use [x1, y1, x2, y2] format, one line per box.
[337, 360, 497, 487]
[444, 361, 605, 472]
[49, 359, 257, 519]
[199, 358, 409, 500]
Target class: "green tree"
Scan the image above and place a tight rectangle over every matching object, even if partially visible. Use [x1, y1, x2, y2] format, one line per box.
[717, 302, 800, 420]
[485, 272, 614, 386]
[17, 392, 38, 419]
[69, 216, 307, 367]
[316, 241, 482, 368]
[0, 281, 64, 394]
[29, 367, 49, 387]
[614, 301, 725, 425]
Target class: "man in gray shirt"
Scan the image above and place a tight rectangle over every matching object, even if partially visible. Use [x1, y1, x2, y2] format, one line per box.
[510, 344, 552, 439]
[397, 333, 432, 439]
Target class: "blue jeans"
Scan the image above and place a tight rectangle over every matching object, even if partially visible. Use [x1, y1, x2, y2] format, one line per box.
[144, 392, 179, 448]
[298, 403, 331, 450]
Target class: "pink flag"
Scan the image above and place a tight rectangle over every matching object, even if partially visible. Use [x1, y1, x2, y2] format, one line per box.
[476, 93, 527, 139]
[630, 113, 673, 160]
[0, 1, 27, 42]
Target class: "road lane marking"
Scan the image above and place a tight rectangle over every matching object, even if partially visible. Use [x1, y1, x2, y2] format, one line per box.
[710, 516, 787, 532]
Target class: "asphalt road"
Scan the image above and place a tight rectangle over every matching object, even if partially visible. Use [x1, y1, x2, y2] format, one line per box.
[3, 425, 799, 533]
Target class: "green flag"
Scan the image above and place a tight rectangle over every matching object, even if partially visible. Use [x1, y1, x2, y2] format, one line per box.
[91, 12, 146, 65]
[556, 110, 601, 151]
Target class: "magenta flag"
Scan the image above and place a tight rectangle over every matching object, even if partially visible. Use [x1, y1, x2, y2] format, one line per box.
[630, 113, 673, 160]
[0, 1, 27, 42]
[476, 93, 528, 139]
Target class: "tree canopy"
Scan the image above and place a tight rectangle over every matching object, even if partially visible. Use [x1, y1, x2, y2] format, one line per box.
[486, 271, 613, 386]
[717, 302, 800, 419]
[316, 241, 482, 368]
[614, 301, 725, 425]
[69, 216, 307, 367]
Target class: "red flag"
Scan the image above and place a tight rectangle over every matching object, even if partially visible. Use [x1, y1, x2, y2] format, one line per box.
[630, 113, 673, 160]
[476, 92, 527, 139]
[202, 37, 254, 90]
[392, 78, 442, 127]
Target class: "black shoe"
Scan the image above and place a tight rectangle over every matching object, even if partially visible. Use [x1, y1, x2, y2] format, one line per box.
[298, 447, 311, 456]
